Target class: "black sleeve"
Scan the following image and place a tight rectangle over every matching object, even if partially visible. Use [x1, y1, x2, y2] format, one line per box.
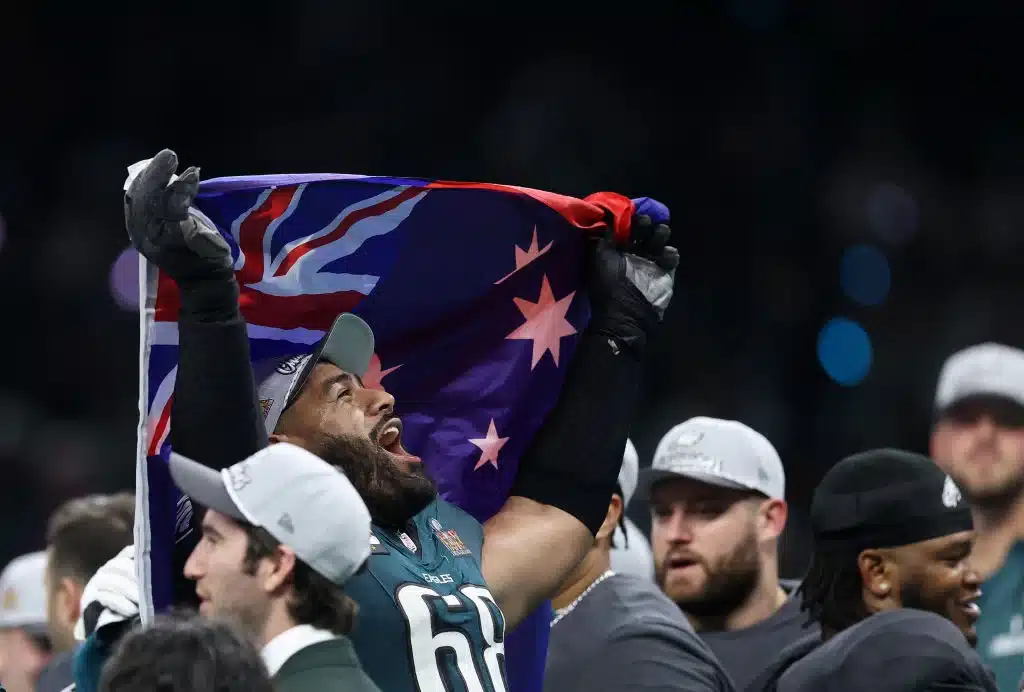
[169, 278, 268, 470]
[576, 627, 736, 692]
[510, 327, 643, 535]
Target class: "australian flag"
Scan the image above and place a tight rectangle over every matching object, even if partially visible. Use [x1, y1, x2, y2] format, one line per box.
[133, 169, 647, 692]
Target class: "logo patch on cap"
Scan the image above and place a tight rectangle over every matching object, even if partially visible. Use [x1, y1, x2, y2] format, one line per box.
[228, 464, 253, 492]
[259, 398, 274, 420]
[277, 354, 307, 375]
[942, 476, 963, 509]
[278, 513, 295, 534]
[670, 430, 704, 449]
[3, 588, 17, 611]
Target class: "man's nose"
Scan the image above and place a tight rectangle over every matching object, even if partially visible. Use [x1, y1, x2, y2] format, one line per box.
[662, 508, 697, 543]
[361, 387, 395, 418]
[183, 547, 204, 579]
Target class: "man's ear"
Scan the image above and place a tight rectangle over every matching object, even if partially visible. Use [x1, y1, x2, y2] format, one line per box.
[858, 548, 898, 606]
[261, 545, 298, 594]
[755, 498, 788, 542]
[596, 495, 624, 543]
[59, 577, 84, 627]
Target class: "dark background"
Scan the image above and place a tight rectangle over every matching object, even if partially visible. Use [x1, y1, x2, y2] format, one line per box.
[3, 1, 1024, 576]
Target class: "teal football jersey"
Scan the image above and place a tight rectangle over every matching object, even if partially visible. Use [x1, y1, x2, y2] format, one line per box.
[346, 497, 508, 692]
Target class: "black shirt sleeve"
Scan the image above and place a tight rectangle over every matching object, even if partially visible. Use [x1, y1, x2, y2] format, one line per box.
[511, 328, 644, 535]
[170, 281, 268, 470]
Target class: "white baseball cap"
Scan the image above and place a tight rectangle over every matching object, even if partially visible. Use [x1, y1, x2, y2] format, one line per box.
[254, 313, 376, 434]
[934, 343, 1024, 411]
[617, 439, 640, 508]
[639, 416, 785, 500]
[168, 443, 371, 586]
[0, 551, 48, 631]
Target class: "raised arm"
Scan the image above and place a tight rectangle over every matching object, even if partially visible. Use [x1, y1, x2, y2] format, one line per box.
[481, 204, 677, 628]
[124, 150, 268, 470]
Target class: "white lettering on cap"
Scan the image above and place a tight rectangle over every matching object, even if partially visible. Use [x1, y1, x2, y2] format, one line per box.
[942, 475, 963, 509]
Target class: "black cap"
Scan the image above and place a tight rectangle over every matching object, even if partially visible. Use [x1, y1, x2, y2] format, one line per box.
[811, 449, 973, 551]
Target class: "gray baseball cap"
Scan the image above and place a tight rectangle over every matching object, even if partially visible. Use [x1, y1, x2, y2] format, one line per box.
[169, 443, 371, 586]
[255, 313, 375, 434]
[935, 342, 1024, 412]
[0, 551, 48, 631]
[639, 416, 786, 500]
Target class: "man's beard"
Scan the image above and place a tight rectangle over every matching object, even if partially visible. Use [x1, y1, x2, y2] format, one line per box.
[311, 424, 437, 529]
[661, 528, 761, 626]
[954, 466, 1024, 512]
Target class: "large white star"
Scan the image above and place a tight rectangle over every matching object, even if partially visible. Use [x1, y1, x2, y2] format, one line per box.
[363, 353, 402, 391]
[495, 227, 553, 285]
[506, 275, 577, 369]
[470, 419, 510, 471]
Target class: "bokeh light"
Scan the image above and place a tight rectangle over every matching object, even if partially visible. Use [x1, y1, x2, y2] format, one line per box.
[817, 317, 873, 386]
[840, 244, 891, 307]
[109, 247, 140, 311]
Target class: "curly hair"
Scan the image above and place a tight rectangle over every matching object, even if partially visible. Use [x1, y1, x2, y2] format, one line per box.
[797, 547, 872, 636]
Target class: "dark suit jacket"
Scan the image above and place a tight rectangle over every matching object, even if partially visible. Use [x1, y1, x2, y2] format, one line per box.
[274, 637, 380, 692]
[36, 650, 74, 692]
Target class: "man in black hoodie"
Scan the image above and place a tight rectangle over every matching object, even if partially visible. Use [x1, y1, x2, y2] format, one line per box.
[755, 449, 995, 692]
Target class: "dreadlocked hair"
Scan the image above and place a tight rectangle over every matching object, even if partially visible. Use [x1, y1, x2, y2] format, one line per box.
[797, 548, 871, 636]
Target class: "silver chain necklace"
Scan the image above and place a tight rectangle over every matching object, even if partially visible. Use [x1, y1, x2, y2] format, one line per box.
[550, 570, 616, 627]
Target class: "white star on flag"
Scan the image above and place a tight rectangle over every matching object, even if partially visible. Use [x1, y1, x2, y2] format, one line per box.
[506, 275, 577, 369]
[470, 419, 510, 471]
[495, 227, 553, 284]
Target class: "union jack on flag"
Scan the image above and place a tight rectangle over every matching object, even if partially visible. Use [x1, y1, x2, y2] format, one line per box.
[133, 169, 647, 692]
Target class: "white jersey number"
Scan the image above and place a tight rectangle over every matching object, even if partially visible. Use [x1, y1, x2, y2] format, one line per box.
[395, 583, 508, 692]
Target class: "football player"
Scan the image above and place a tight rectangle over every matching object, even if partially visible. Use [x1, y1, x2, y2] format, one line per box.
[116, 150, 677, 692]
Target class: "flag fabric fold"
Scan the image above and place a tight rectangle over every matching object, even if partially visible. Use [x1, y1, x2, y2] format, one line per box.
[134, 171, 638, 691]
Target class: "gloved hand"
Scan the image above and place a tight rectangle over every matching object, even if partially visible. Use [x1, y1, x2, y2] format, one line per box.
[124, 149, 233, 286]
[587, 197, 678, 354]
[74, 544, 140, 642]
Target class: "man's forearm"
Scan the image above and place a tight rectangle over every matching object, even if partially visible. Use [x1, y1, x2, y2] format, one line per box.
[482, 497, 591, 630]
[509, 326, 643, 534]
[487, 325, 645, 627]
[170, 280, 268, 470]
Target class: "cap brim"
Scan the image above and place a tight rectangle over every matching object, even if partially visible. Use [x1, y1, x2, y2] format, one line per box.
[168, 452, 245, 522]
[637, 467, 752, 500]
[319, 313, 375, 379]
[284, 313, 376, 409]
[937, 392, 1024, 415]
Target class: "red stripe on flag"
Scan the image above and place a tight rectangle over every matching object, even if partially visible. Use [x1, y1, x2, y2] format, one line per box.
[424, 181, 636, 246]
[148, 394, 173, 456]
[272, 186, 423, 279]
[154, 275, 364, 332]
[237, 186, 300, 286]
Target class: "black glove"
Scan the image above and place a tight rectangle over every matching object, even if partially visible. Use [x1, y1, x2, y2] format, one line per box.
[587, 212, 678, 355]
[124, 149, 238, 320]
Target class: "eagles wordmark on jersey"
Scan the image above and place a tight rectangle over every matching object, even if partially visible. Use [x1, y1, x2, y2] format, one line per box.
[347, 497, 507, 692]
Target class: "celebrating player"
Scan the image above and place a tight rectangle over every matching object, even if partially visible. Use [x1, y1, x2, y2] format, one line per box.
[119, 150, 678, 691]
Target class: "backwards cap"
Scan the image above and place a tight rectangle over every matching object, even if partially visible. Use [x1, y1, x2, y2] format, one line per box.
[255, 313, 375, 434]
[811, 448, 972, 551]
